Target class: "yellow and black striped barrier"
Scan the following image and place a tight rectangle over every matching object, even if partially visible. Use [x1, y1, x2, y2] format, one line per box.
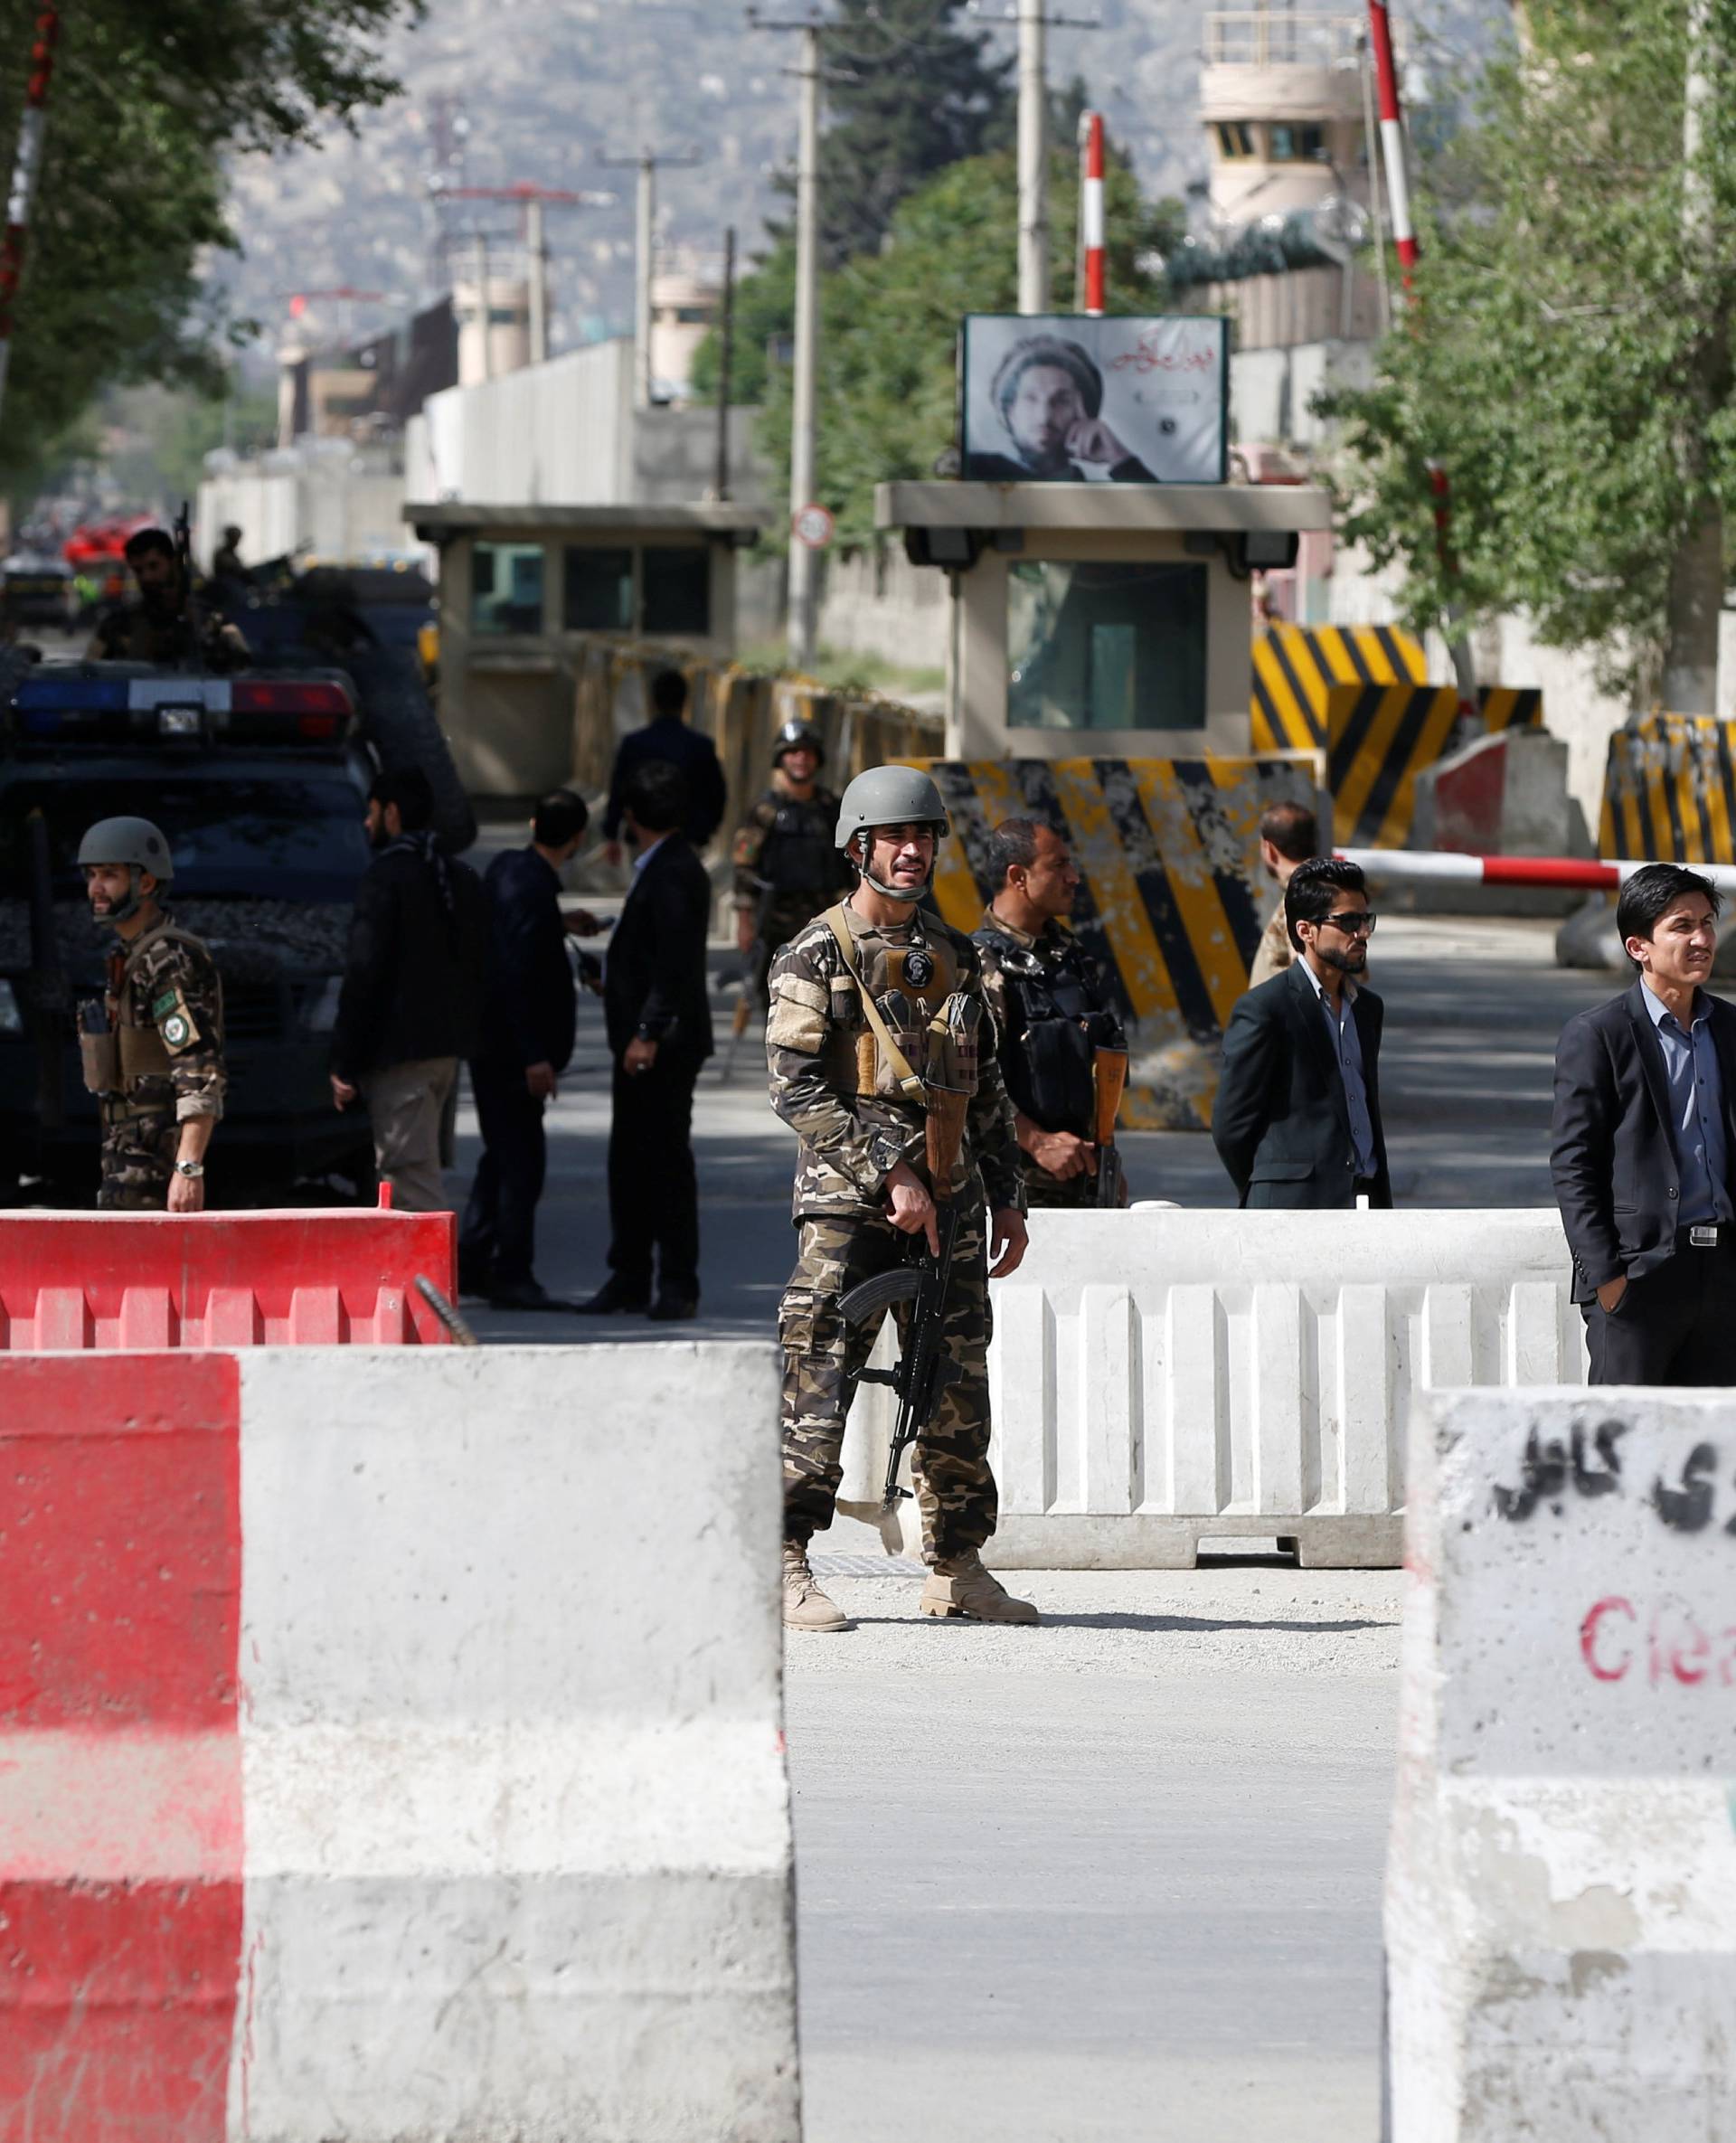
[911, 753, 1318, 1129]
[1252, 627, 1544, 847]
[1600, 713, 1736, 864]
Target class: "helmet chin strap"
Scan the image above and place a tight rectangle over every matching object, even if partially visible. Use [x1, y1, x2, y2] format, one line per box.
[853, 835, 929, 904]
[103, 866, 147, 927]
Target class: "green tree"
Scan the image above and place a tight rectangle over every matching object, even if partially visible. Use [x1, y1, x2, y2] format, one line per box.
[1318, 0, 1736, 703]
[750, 147, 1182, 551]
[689, 233, 795, 412]
[811, 0, 1013, 266]
[0, 0, 416, 506]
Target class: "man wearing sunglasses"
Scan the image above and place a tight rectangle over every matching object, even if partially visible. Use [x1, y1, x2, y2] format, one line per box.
[1212, 856, 1392, 1209]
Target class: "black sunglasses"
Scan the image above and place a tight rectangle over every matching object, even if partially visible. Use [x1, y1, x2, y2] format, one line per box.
[1320, 911, 1377, 936]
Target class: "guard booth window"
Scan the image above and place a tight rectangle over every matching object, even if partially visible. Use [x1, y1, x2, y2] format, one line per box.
[563, 547, 635, 631]
[471, 543, 544, 636]
[1007, 561, 1208, 731]
[642, 546, 711, 637]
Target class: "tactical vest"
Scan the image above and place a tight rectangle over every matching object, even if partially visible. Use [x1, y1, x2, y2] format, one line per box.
[760, 791, 835, 898]
[980, 923, 1119, 1135]
[823, 911, 980, 1104]
[80, 921, 215, 1100]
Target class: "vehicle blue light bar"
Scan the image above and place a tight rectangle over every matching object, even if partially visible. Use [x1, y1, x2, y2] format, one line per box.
[14, 675, 131, 712]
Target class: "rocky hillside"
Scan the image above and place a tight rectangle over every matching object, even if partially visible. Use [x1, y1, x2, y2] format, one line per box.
[222, 0, 1506, 360]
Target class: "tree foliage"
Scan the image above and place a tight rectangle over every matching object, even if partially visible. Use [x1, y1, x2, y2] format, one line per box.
[0, 0, 417, 504]
[741, 146, 1181, 552]
[811, 0, 1012, 267]
[1318, 0, 1736, 695]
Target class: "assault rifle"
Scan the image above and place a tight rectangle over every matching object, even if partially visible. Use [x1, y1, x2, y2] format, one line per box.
[1092, 1045, 1128, 1208]
[174, 499, 203, 670]
[838, 1077, 971, 1520]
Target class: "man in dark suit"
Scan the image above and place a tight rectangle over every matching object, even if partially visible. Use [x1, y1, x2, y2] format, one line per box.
[581, 760, 714, 1319]
[1212, 856, 1392, 1210]
[1551, 862, 1736, 1383]
[600, 666, 727, 860]
[460, 788, 598, 1311]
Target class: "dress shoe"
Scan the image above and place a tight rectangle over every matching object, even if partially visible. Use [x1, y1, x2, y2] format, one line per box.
[646, 1293, 699, 1322]
[576, 1279, 652, 1315]
[486, 1277, 573, 1313]
[457, 1260, 494, 1299]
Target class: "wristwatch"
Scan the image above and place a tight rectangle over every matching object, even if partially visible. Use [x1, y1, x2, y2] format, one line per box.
[174, 1160, 205, 1179]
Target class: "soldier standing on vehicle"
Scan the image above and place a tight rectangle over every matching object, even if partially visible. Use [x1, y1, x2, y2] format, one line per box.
[731, 721, 851, 1008]
[769, 764, 1038, 1635]
[76, 817, 225, 1211]
[974, 818, 1128, 1209]
[87, 526, 249, 666]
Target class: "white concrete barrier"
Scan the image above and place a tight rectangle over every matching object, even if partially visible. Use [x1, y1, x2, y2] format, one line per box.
[1385, 1386, 1736, 2141]
[0, 1343, 797, 2143]
[978, 1208, 1587, 1569]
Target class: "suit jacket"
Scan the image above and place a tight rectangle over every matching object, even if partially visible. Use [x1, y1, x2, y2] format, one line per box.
[476, 846, 578, 1075]
[1212, 960, 1392, 1210]
[601, 716, 728, 848]
[603, 835, 714, 1062]
[331, 843, 488, 1081]
[1550, 981, 1736, 1302]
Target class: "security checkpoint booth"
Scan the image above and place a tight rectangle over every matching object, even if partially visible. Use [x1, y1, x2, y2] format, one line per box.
[875, 443, 1332, 1129]
[405, 500, 769, 797]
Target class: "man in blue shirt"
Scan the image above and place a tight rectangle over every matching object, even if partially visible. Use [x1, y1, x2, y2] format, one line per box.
[1552, 863, 1736, 1383]
[460, 789, 598, 1309]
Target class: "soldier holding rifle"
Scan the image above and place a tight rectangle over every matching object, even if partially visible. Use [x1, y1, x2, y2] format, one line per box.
[974, 817, 1129, 1208]
[768, 766, 1038, 1634]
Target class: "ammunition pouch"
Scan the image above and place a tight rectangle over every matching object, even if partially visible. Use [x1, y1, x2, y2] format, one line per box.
[80, 1027, 121, 1096]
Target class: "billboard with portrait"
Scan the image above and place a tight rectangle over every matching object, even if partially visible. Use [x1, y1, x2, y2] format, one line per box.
[959, 315, 1229, 486]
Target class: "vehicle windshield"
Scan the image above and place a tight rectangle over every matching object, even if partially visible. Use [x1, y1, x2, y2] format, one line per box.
[0, 771, 370, 902]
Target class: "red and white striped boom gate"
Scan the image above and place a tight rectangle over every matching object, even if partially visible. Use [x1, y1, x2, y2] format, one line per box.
[1341, 849, 1736, 894]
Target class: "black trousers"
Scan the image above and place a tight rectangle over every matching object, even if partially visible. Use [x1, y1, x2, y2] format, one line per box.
[607, 1046, 703, 1299]
[1583, 1240, 1736, 1384]
[460, 1058, 547, 1286]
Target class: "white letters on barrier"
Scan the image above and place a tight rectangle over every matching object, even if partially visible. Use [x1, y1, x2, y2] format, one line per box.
[1385, 1387, 1736, 2142]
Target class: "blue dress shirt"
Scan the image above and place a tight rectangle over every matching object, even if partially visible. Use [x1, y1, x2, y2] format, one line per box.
[1641, 980, 1732, 1225]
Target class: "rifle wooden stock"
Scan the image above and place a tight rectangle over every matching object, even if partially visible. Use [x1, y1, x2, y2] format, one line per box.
[925, 1082, 969, 1202]
[1092, 1047, 1128, 1147]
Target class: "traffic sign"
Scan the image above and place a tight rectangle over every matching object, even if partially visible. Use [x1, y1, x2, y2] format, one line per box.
[791, 503, 835, 550]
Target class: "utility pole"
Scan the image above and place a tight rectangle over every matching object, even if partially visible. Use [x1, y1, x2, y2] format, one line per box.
[600, 146, 702, 409]
[713, 225, 736, 503]
[471, 231, 493, 381]
[750, 8, 833, 673]
[1660, 0, 1722, 714]
[1017, 0, 1049, 312]
[526, 196, 547, 365]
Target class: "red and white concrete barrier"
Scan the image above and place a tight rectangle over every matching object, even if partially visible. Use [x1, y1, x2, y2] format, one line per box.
[1342, 846, 1736, 894]
[0, 1208, 458, 1348]
[1386, 1387, 1736, 2139]
[0, 1343, 797, 2141]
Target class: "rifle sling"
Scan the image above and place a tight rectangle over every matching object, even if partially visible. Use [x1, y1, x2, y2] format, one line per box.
[822, 903, 927, 1102]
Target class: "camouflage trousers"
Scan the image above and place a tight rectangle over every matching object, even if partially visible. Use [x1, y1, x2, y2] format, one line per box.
[97, 1106, 179, 1210]
[779, 1202, 996, 1564]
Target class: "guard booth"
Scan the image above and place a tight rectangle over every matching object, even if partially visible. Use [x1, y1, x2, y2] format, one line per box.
[405, 500, 769, 796]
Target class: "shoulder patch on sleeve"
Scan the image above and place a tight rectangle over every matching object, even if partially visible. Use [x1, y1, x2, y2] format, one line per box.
[767, 970, 829, 1053]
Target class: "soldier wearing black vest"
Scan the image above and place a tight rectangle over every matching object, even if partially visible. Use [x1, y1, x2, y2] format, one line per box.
[731, 721, 851, 1008]
[974, 817, 1127, 1209]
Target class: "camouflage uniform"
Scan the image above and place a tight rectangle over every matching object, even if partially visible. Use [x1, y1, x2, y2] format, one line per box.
[82, 918, 226, 1208]
[89, 594, 248, 667]
[769, 902, 1024, 1562]
[974, 905, 1127, 1210]
[731, 779, 849, 1006]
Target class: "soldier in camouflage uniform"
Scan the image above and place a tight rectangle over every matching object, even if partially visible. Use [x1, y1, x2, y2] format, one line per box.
[87, 525, 249, 667]
[731, 720, 851, 1009]
[974, 818, 1128, 1210]
[769, 764, 1039, 1634]
[77, 817, 225, 1211]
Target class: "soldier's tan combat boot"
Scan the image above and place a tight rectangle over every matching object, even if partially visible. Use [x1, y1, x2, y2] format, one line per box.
[919, 1550, 1040, 1624]
[783, 1542, 851, 1633]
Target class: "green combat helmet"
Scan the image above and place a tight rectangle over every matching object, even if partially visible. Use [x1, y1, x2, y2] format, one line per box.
[77, 816, 174, 924]
[835, 765, 949, 903]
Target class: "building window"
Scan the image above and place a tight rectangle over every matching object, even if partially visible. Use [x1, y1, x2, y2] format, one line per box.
[1269, 122, 1326, 163]
[642, 545, 712, 637]
[1007, 561, 1208, 732]
[563, 545, 635, 631]
[471, 542, 544, 636]
[1215, 120, 1257, 159]
[674, 305, 712, 325]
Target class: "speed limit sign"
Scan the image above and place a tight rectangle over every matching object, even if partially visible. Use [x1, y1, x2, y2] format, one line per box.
[792, 502, 835, 550]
